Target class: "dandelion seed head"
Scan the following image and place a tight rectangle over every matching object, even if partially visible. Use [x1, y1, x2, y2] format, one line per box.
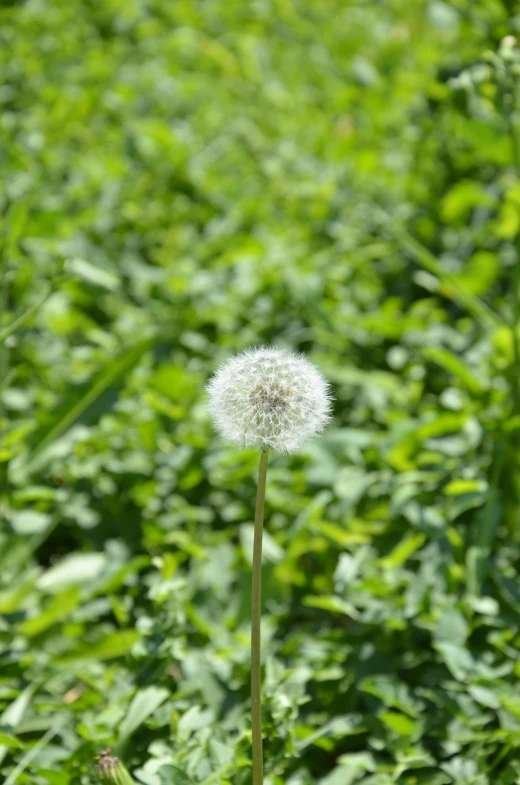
[207, 346, 332, 453]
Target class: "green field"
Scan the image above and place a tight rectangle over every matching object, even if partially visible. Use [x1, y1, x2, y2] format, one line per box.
[2, 1, 520, 783]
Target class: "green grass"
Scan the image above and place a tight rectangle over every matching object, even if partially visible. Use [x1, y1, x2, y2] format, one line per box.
[2, 1, 520, 784]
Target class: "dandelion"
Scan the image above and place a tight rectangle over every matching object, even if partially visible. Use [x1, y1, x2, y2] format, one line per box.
[207, 346, 332, 454]
[207, 346, 332, 785]
[95, 749, 136, 785]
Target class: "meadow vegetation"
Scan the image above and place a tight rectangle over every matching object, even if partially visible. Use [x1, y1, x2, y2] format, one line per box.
[2, 1, 520, 783]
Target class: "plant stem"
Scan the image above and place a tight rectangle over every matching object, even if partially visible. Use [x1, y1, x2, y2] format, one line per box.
[507, 83, 520, 416]
[0, 256, 9, 513]
[251, 449, 268, 785]
[512, 259, 520, 416]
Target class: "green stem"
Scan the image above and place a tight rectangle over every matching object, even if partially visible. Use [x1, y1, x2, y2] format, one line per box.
[251, 449, 268, 785]
[512, 260, 520, 415]
[0, 257, 9, 512]
[506, 82, 520, 415]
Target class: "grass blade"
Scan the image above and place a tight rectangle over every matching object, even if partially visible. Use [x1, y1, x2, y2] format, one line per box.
[4, 721, 62, 785]
[24, 338, 153, 470]
[422, 346, 486, 395]
[0, 684, 37, 766]
[0, 288, 53, 345]
[391, 222, 501, 329]
[375, 207, 501, 330]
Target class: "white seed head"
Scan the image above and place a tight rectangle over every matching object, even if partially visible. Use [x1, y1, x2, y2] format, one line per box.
[207, 346, 333, 453]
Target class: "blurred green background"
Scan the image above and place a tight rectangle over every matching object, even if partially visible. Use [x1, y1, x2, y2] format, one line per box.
[2, 1, 520, 783]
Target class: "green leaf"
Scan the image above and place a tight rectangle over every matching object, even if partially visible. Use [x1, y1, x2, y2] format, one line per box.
[411, 775, 452, 785]
[157, 765, 194, 785]
[38, 553, 106, 592]
[36, 771, 70, 785]
[4, 721, 63, 785]
[55, 630, 139, 664]
[380, 532, 426, 569]
[378, 711, 416, 736]
[0, 684, 37, 765]
[385, 215, 501, 330]
[0, 732, 23, 749]
[468, 685, 500, 709]
[312, 520, 370, 546]
[18, 587, 80, 637]
[303, 595, 358, 617]
[25, 338, 153, 469]
[444, 479, 486, 496]
[435, 643, 474, 681]
[319, 753, 376, 785]
[117, 687, 169, 743]
[5, 202, 28, 256]
[0, 571, 39, 613]
[457, 250, 499, 295]
[0, 287, 53, 344]
[441, 180, 495, 223]
[95, 556, 150, 595]
[422, 346, 485, 395]
[359, 675, 420, 718]
[333, 467, 373, 503]
[433, 608, 468, 647]
[68, 258, 120, 291]
[11, 510, 51, 535]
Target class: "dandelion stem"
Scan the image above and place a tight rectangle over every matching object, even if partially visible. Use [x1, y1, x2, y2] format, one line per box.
[507, 77, 520, 416]
[251, 449, 268, 785]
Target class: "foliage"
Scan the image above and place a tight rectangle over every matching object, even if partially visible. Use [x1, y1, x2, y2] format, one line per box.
[1, 1, 520, 784]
